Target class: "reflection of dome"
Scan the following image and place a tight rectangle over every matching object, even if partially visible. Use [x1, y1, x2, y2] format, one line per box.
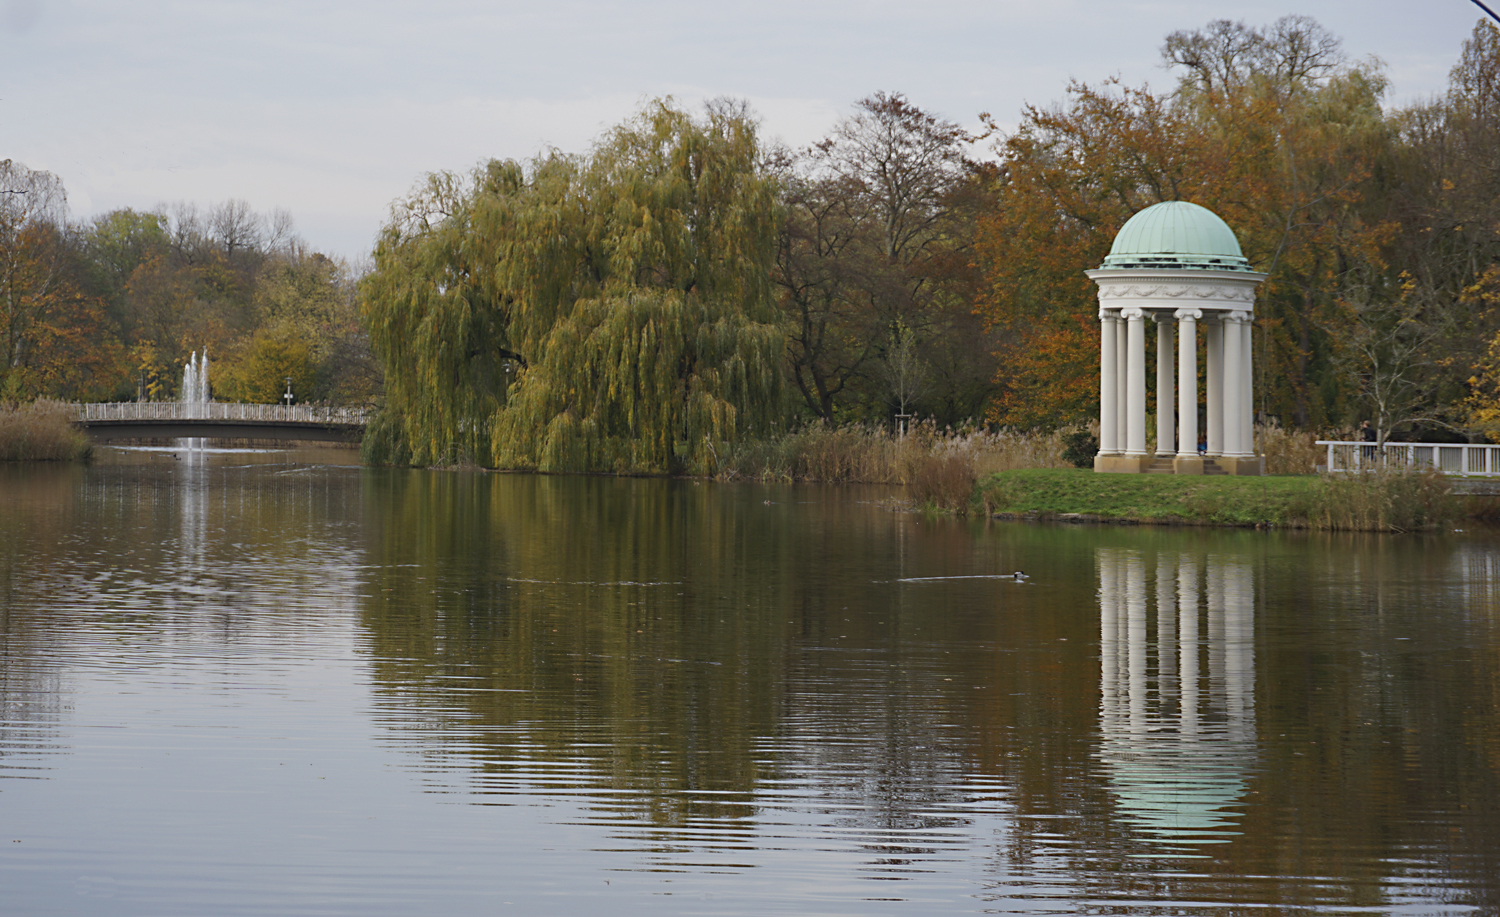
[1101, 737, 1254, 845]
[1099, 201, 1253, 272]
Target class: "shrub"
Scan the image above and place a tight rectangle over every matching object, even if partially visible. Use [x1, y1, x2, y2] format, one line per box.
[1061, 430, 1099, 468]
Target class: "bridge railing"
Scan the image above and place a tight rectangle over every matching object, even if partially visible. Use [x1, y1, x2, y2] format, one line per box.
[1317, 440, 1500, 476]
[78, 402, 371, 426]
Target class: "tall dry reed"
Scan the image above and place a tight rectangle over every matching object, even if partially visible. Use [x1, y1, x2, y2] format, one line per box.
[1256, 422, 1327, 474]
[1308, 469, 1456, 532]
[718, 421, 1077, 512]
[0, 400, 93, 462]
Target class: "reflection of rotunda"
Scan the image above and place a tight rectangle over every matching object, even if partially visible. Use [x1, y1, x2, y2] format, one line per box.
[1087, 202, 1267, 475]
[1096, 548, 1258, 846]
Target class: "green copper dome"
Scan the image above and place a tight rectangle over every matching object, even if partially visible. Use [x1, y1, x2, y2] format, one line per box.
[1099, 201, 1253, 272]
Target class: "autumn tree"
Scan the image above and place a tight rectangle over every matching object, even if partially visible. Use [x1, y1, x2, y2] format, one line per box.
[1169, 16, 1391, 428]
[217, 248, 377, 404]
[363, 100, 785, 473]
[69, 197, 372, 404]
[1387, 21, 1500, 435]
[771, 147, 879, 421]
[974, 80, 1193, 427]
[773, 93, 993, 425]
[0, 160, 123, 401]
[975, 16, 1392, 429]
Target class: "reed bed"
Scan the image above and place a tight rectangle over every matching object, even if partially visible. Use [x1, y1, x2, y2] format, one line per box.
[1305, 468, 1457, 532]
[1256, 422, 1328, 475]
[718, 421, 1078, 512]
[0, 400, 93, 462]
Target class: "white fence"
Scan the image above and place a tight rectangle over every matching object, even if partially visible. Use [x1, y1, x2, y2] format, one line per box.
[1317, 440, 1500, 477]
[78, 402, 370, 426]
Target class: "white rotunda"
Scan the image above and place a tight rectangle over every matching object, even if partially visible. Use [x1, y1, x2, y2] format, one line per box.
[1086, 201, 1267, 475]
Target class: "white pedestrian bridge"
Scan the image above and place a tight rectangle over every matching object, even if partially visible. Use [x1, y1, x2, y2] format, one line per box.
[74, 402, 371, 443]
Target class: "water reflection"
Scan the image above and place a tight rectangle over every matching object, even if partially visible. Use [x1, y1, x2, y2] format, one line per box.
[1096, 548, 1256, 848]
[5, 459, 1500, 915]
[355, 473, 973, 857]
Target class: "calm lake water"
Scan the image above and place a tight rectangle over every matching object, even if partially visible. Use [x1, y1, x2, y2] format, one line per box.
[2, 446, 1498, 916]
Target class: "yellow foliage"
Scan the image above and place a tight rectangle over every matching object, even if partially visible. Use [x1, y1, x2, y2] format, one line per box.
[214, 328, 316, 404]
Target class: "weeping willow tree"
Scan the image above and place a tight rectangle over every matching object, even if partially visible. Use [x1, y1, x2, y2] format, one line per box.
[363, 100, 786, 473]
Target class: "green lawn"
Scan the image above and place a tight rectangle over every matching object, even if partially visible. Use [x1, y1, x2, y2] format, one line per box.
[975, 468, 1326, 527]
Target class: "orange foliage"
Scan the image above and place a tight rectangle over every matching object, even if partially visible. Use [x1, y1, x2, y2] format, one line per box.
[974, 40, 1391, 429]
[975, 81, 1195, 427]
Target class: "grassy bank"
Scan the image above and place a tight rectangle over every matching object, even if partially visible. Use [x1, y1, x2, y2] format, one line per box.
[976, 467, 1459, 533]
[0, 400, 93, 462]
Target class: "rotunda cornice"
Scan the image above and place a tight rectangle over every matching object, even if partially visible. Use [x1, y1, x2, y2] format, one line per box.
[1086, 268, 1266, 310]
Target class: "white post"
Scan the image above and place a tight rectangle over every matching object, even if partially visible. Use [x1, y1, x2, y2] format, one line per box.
[1125, 308, 1147, 457]
[1176, 309, 1200, 459]
[1099, 310, 1119, 455]
[1205, 319, 1223, 457]
[1156, 317, 1174, 456]
[1222, 314, 1244, 457]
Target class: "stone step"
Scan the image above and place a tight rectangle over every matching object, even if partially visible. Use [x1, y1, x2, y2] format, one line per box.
[1141, 457, 1230, 475]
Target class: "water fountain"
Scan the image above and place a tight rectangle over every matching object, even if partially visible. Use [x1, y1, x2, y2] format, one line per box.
[181, 349, 210, 413]
[181, 349, 210, 453]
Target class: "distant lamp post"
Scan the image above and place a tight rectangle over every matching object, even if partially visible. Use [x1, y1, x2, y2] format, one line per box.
[283, 377, 294, 407]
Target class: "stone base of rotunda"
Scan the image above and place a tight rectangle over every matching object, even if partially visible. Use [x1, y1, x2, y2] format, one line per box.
[1093, 453, 1264, 475]
[1093, 454, 1153, 473]
[1215, 455, 1264, 476]
[1173, 456, 1204, 475]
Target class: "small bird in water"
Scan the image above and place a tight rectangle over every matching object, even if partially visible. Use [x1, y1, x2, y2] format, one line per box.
[1011, 571, 1028, 580]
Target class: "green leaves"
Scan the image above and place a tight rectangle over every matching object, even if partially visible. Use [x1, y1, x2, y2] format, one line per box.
[364, 100, 785, 472]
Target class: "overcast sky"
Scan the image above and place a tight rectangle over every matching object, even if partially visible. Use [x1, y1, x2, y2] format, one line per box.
[2, 0, 1492, 261]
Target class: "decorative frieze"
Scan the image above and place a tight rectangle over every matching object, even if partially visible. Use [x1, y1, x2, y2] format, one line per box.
[1095, 283, 1257, 304]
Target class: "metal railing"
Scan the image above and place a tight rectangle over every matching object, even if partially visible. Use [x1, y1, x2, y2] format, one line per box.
[1317, 440, 1500, 476]
[77, 402, 370, 426]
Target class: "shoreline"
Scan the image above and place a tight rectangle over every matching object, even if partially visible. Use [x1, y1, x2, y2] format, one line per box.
[985, 510, 1292, 529]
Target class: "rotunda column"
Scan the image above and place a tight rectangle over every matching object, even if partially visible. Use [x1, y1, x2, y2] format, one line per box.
[1205, 318, 1223, 457]
[1175, 309, 1201, 462]
[1116, 310, 1129, 453]
[1156, 315, 1175, 457]
[1098, 309, 1119, 455]
[1125, 307, 1147, 457]
[1222, 312, 1245, 457]
[1241, 312, 1255, 460]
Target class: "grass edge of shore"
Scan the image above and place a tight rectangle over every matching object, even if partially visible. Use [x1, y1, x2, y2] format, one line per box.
[971, 467, 1464, 533]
